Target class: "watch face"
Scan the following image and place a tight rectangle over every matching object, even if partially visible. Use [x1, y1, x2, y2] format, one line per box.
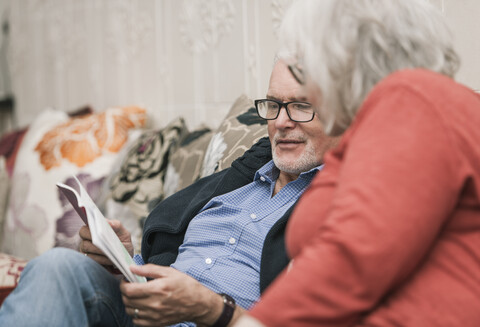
[222, 294, 236, 308]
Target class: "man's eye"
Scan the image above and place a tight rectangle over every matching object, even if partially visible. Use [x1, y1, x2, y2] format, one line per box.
[267, 102, 279, 110]
[290, 103, 312, 111]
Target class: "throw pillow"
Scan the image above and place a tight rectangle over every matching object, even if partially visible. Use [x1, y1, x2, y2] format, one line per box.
[201, 94, 268, 177]
[1, 106, 147, 259]
[163, 125, 213, 197]
[0, 253, 27, 306]
[106, 117, 188, 252]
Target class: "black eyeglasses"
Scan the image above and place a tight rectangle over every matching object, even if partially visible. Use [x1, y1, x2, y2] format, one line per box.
[254, 99, 315, 123]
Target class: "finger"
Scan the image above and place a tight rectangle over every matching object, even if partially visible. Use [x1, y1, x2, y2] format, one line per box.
[78, 225, 92, 241]
[122, 292, 176, 325]
[79, 240, 105, 256]
[131, 318, 155, 327]
[122, 293, 145, 309]
[108, 219, 132, 241]
[108, 219, 124, 232]
[125, 306, 152, 326]
[120, 279, 152, 299]
[125, 305, 145, 319]
[122, 295, 164, 322]
[86, 252, 115, 267]
[107, 220, 134, 256]
[129, 264, 172, 279]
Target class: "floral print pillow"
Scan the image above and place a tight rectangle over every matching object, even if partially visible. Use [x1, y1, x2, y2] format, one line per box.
[109, 117, 188, 217]
[105, 118, 188, 251]
[1, 106, 147, 259]
[201, 94, 268, 177]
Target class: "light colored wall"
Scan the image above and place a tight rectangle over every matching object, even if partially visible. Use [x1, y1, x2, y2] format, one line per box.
[1, 0, 479, 130]
[2, 0, 292, 130]
[444, 0, 480, 92]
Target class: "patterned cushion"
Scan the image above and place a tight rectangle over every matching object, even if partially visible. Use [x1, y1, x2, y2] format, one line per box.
[1, 106, 147, 259]
[0, 253, 26, 286]
[163, 125, 213, 197]
[200, 94, 268, 177]
[0, 253, 27, 306]
[106, 117, 188, 252]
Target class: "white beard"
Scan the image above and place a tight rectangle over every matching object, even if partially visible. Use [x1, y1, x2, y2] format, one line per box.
[272, 133, 319, 174]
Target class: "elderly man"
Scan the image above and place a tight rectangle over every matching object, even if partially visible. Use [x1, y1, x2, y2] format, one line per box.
[0, 60, 338, 327]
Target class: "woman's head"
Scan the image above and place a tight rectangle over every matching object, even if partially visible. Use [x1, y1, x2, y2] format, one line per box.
[279, 0, 460, 135]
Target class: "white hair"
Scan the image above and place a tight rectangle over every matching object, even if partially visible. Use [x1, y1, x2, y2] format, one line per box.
[279, 0, 460, 135]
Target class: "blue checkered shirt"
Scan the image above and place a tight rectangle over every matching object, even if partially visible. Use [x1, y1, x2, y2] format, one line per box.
[135, 160, 321, 326]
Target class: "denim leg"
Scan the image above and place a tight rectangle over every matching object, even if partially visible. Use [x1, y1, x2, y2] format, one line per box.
[0, 247, 134, 327]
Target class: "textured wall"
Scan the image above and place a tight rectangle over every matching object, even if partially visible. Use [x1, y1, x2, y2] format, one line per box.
[1, 0, 479, 130]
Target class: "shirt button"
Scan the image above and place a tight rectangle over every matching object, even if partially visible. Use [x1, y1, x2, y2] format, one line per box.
[229, 237, 236, 244]
[250, 213, 257, 219]
[205, 258, 212, 264]
[260, 176, 266, 182]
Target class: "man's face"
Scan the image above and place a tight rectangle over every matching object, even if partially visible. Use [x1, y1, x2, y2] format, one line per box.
[267, 60, 338, 174]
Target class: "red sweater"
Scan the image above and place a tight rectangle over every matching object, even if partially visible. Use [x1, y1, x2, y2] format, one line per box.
[250, 69, 480, 326]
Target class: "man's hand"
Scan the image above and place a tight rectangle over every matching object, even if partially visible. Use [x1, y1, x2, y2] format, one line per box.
[120, 264, 227, 327]
[78, 219, 134, 270]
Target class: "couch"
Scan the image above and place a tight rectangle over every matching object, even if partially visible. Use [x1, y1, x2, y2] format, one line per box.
[0, 94, 268, 306]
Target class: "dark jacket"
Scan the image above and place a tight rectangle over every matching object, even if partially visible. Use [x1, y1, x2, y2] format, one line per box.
[141, 137, 303, 293]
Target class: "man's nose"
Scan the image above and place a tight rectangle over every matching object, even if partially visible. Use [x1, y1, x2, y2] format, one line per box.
[274, 107, 296, 129]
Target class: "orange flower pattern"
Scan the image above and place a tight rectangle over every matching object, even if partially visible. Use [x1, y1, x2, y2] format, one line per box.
[35, 106, 146, 170]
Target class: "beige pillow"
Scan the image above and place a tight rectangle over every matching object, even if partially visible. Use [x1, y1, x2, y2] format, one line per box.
[163, 126, 213, 197]
[201, 94, 268, 177]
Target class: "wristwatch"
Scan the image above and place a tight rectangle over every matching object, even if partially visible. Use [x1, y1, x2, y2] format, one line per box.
[211, 293, 236, 327]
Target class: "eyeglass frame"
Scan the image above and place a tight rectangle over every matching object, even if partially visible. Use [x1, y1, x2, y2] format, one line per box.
[254, 99, 316, 123]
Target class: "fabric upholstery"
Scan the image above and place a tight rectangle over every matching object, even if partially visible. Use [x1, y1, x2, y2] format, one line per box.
[163, 125, 213, 198]
[200, 94, 268, 177]
[1, 106, 147, 259]
[106, 117, 188, 252]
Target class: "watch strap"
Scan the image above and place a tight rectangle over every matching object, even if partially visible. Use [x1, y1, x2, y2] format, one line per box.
[211, 293, 236, 327]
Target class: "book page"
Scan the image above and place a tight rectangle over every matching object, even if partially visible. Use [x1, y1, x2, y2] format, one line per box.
[57, 177, 146, 283]
[55, 182, 88, 225]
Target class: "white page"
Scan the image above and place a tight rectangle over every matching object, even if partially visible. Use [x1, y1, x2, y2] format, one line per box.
[57, 177, 146, 283]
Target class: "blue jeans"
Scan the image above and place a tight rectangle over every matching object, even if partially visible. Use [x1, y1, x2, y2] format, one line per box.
[0, 247, 134, 327]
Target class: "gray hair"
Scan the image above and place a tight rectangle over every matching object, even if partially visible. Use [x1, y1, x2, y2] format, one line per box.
[279, 0, 460, 135]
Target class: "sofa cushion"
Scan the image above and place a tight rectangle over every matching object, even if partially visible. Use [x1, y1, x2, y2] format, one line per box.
[0, 253, 27, 306]
[200, 94, 268, 177]
[1, 106, 147, 259]
[163, 125, 213, 198]
[105, 117, 188, 252]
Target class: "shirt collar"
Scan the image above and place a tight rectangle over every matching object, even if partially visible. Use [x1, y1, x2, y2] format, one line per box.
[254, 160, 324, 183]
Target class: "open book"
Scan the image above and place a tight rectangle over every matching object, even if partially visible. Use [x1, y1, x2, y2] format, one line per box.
[56, 176, 146, 283]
